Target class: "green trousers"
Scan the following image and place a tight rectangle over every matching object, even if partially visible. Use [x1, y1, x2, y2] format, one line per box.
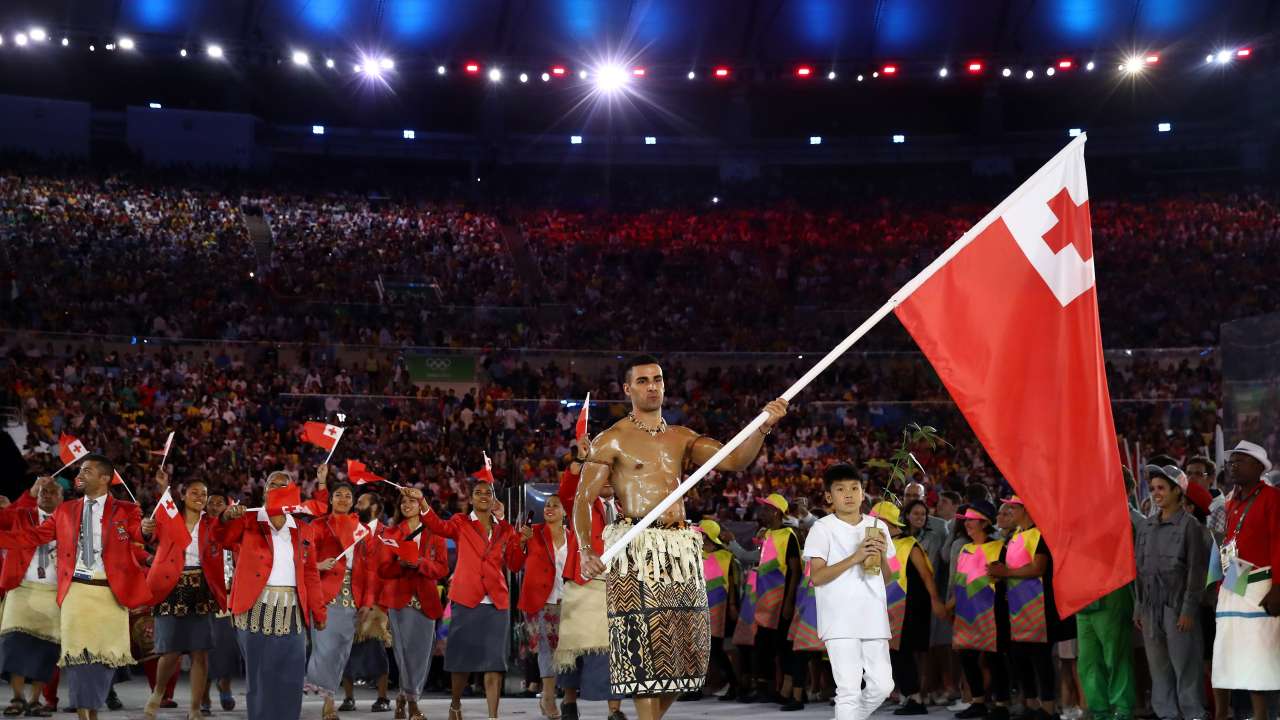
[1077, 588, 1136, 720]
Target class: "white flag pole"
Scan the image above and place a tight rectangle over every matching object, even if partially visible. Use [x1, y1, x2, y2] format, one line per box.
[600, 134, 1089, 566]
[118, 477, 138, 504]
[51, 458, 79, 477]
[324, 431, 344, 465]
[159, 431, 175, 468]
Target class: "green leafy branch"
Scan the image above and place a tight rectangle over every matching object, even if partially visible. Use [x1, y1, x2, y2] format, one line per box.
[865, 422, 950, 494]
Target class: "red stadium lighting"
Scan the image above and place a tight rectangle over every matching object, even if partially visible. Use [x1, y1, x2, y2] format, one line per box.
[966, 61, 984, 74]
[882, 64, 898, 75]
[1057, 59, 1074, 70]
[795, 65, 813, 78]
[1144, 54, 1160, 64]
[464, 62, 481, 74]
[631, 67, 646, 77]
[713, 66, 731, 79]
[1237, 48, 1251, 58]
[551, 65, 567, 77]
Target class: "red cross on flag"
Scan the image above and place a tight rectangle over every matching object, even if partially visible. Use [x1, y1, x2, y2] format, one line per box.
[59, 434, 89, 466]
[892, 134, 1132, 616]
[301, 422, 345, 452]
[152, 487, 192, 547]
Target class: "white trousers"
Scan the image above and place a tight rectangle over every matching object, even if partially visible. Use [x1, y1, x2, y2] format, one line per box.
[826, 638, 894, 720]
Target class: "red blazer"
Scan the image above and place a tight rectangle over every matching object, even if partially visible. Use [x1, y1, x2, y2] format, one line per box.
[0, 493, 55, 592]
[146, 514, 228, 610]
[211, 512, 327, 627]
[310, 514, 376, 608]
[420, 508, 525, 610]
[559, 467, 611, 584]
[0, 494, 151, 609]
[376, 521, 449, 618]
[518, 523, 574, 613]
[350, 521, 383, 608]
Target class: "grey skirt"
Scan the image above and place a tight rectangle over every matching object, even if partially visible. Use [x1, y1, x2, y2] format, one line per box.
[153, 613, 214, 654]
[208, 615, 241, 680]
[0, 631, 60, 682]
[444, 603, 509, 674]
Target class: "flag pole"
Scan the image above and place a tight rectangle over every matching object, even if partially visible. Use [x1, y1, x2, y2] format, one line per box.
[51, 458, 78, 478]
[601, 134, 1089, 566]
[324, 435, 342, 465]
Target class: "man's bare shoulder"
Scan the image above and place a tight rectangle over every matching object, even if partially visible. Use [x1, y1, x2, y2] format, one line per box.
[666, 425, 703, 442]
[587, 420, 629, 460]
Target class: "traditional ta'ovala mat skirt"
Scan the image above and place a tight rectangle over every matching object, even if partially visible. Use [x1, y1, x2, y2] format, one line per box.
[603, 521, 710, 697]
[1213, 570, 1280, 691]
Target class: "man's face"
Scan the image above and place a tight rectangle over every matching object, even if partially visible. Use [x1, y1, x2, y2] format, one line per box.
[937, 496, 957, 519]
[356, 494, 374, 513]
[1184, 462, 1213, 490]
[267, 472, 291, 490]
[826, 480, 863, 514]
[471, 483, 495, 512]
[206, 495, 227, 518]
[37, 481, 63, 513]
[759, 504, 781, 527]
[904, 483, 925, 504]
[75, 461, 110, 495]
[1226, 454, 1263, 487]
[624, 364, 664, 413]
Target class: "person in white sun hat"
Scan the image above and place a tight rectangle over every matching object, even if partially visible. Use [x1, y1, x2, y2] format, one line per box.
[1211, 440, 1280, 720]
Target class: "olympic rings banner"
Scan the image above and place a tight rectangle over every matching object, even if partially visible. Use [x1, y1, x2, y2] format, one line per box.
[406, 354, 476, 383]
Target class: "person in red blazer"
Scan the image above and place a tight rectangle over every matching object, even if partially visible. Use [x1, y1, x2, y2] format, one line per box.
[214, 470, 326, 720]
[377, 491, 449, 720]
[140, 469, 227, 720]
[0, 477, 64, 716]
[410, 481, 526, 720]
[0, 458, 151, 720]
[519, 495, 574, 720]
[558, 438, 620, 585]
[302, 481, 376, 720]
[341, 492, 393, 714]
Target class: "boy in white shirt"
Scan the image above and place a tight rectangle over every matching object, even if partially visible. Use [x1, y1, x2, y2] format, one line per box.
[803, 463, 897, 720]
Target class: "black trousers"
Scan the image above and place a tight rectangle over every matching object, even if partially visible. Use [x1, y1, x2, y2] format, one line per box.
[754, 626, 792, 692]
[1009, 641, 1056, 702]
[891, 649, 920, 698]
[959, 650, 1009, 702]
[710, 637, 737, 689]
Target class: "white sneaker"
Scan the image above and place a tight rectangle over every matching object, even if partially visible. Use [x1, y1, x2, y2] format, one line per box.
[948, 701, 972, 713]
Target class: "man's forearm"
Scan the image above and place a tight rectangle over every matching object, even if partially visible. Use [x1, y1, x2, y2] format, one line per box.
[719, 430, 768, 472]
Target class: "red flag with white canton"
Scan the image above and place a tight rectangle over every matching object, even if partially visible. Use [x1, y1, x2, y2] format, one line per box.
[59, 434, 89, 465]
[892, 135, 1133, 616]
[575, 393, 591, 441]
[154, 487, 191, 547]
[301, 422, 344, 451]
[472, 452, 495, 484]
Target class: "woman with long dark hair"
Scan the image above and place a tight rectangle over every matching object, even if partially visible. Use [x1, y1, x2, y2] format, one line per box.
[141, 469, 227, 720]
[379, 490, 449, 720]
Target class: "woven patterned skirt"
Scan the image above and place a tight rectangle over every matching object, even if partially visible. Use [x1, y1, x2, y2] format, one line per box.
[603, 522, 710, 696]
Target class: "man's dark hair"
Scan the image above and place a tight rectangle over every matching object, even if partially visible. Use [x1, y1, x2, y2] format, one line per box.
[823, 463, 863, 491]
[1185, 455, 1216, 476]
[623, 354, 662, 384]
[939, 490, 962, 506]
[81, 453, 115, 477]
[963, 483, 991, 504]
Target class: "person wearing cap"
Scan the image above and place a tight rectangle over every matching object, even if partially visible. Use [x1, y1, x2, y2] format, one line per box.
[746, 492, 802, 706]
[1212, 441, 1280, 720]
[802, 464, 897, 720]
[945, 499, 1008, 720]
[873, 500, 946, 716]
[1075, 468, 1137, 720]
[1135, 465, 1210, 720]
[696, 520, 742, 702]
[987, 497, 1068, 720]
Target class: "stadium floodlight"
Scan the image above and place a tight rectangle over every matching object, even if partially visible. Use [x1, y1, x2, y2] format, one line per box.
[437, 65, 446, 75]
[206, 44, 224, 59]
[1237, 48, 1251, 58]
[291, 50, 309, 66]
[570, 135, 583, 145]
[713, 66, 730, 78]
[488, 68, 502, 83]
[1085, 61, 1095, 71]
[179, 48, 188, 57]
[541, 72, 550, 82]
[795, 65, 812, 78]
[1068, 128, 1082, 137]
[631, 67, 646, 77]
[403, 130, 415, 140]
[644, 136, 656, 145]
[519, 72, 528, 83]
[809, 136, 822, 145]
[148, 102, 162, 109]
[1025, 69, 1035, 79]
[1215, 50, 1232, 64]
[686, 71, 696, 80]
[325, 58, 335, 69]
[118, 37, 135, 51]
[827, 70, 837, 80]
[312, 125, 325, 135]
[1001, 67, 1012, 77]
[1121, 56, 1144, 73]
[1157, 122, 1171, 133]
[464, 62, 480, 74]
[938, 67, 948, 78]
[61, 37, 69, 47]
[892, 134, 905, 144]
[595, 64, 629, 93]
[856, 74, 864, 82]
[378, 57, 393, 71]
[1205, 54, 1216, 64]
[29, 28, 47, 42]
[14, 33, 28, 47]
[1046, 67, 1056, 76]
[967, 61, 984, 74]
[578, 69, 589, 79]
[353, 63, 363, 73]
[711, 196, 720, 204]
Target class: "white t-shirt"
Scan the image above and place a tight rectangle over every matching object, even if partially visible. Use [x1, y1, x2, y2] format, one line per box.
[802, 513, 897, 641]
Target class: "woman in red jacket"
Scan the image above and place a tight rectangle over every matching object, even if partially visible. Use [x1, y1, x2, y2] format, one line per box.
[410, 482, 526, 720]
[303, 482, 371, 720]
[140, 470, 227, 720]
[378, 491, 449, 720]
[518, 495, 572, 720]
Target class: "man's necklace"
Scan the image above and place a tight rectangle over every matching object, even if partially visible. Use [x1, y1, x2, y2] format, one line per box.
[628, 412, 668, 437]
